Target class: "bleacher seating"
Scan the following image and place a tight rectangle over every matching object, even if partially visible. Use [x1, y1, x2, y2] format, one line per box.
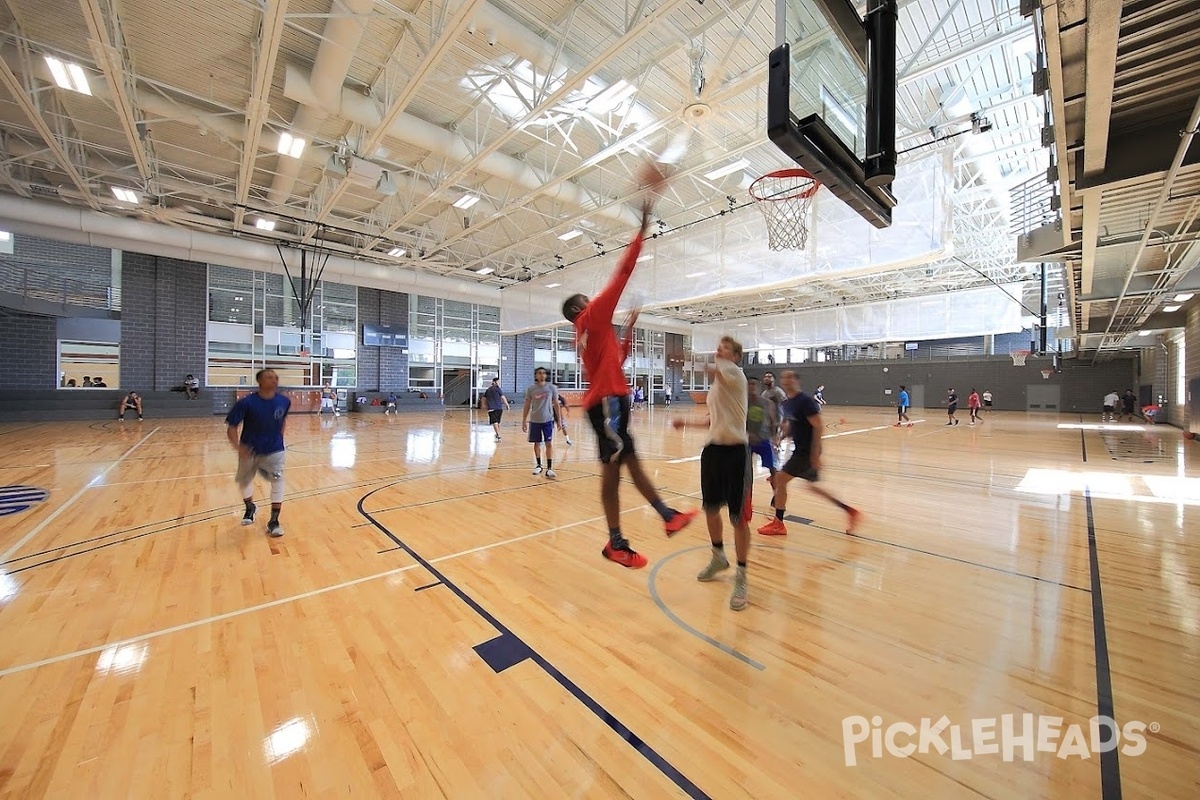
[0, 389, 213, 421]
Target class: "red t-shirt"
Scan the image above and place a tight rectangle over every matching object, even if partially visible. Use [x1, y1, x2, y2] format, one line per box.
[968, 392, 981, 408]
[575, 234, 644, 408]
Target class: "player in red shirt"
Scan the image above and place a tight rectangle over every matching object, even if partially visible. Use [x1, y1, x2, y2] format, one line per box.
[561, 163, 697, 569]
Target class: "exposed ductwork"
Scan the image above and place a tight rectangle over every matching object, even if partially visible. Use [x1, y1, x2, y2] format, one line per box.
[265, 0, 376, 207]
[0, 194, 501, 305]
[282, 64, 641, 228]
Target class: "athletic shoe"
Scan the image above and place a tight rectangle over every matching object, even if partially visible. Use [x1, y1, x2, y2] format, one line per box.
[532, 465, 543, 475]
[663, 508, 699, 536]
[241, 503, 256, 526]
[565, 436, 573, 446]
[757, 518, 787, 536]
[545, 468, 556, 479]
[267, 520, 283, 537]
[602, 542, 647, 569]
[696, 551, 729, 581]
[494, 434, 501, 442]
[729, 571, 748, 611]
[906, 423, 914, 428]
[846, 507, 862, 534]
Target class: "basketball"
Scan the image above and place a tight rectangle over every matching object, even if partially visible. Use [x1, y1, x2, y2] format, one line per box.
[639, 160, 669, 197]
[839, 417, 847, 424]
[1185, 431, 1195, 441]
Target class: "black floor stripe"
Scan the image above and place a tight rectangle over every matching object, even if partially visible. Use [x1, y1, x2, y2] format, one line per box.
[1085, 489, 1122, 799]
[356, 485, 710, 800]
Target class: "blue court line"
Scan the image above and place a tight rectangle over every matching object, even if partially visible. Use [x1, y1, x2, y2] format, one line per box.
[356, 485, 710, 800]
[646, 547, 766, 671]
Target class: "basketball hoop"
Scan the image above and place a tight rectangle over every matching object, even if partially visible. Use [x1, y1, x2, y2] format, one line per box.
[1011, 350, 1029, 367]
[749, 168, 819, 251]
[1041, 369, 1052, 380]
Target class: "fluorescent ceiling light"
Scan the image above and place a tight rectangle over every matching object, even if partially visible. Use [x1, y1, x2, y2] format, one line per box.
[588, 79, 637, 113]
[558, 230, 582, 241]
[1137, 330, 1151, 336]
[545, 282, 562, 288]
[255, 218, 276, 231]
[1172, 293, 1194, 302]
[636, 254, 653, 262]
[453, 194, 480, 210]
[388, 247, 405, 257]
[1163, 304, 1181, 312]
[44, 56, 91, 95]
[704, 159, 751, 181]
[685, 271, 707, 278]
[736, 323, 749, 327]
[767, 296, 787, 302]
[277, 132, 306, 158]
[476, 267, 495, 275]
[0, 231, 10, 242]
[111, 187, 138, 203]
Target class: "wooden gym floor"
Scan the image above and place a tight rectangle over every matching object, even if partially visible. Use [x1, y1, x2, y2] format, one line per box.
[0, 407, 1196, 798]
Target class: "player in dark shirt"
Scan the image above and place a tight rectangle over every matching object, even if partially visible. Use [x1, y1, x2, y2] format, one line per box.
[946, 388, 959, 426]
[758, 370, 860, 536]
[226, 368, 291, 537]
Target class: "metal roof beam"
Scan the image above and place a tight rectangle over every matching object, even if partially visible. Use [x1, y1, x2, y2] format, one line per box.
[233, 0, 289, 232]
[1081, 0, 1120, 176]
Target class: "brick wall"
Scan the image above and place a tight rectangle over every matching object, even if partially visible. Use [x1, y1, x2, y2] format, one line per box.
[356, 286, 409, 391]
[743, 355, 1137, 413]
[1, 233, 112, 286]
[1185, 304, 1199, 433]
[120, 252, 207, 391]
[0, 311, 57, 389]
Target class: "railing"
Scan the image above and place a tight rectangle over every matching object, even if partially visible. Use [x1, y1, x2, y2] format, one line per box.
[0, 261, 121, 312]
[1009, 173, 1059, 238]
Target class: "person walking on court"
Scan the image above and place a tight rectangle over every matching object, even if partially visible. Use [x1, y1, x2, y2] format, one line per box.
[746, 377, 778, 486]
[1120, 389, 1137, 422]
[760, 371, 787, 450]
[946, 388, 960, 426]
[384, 392, 397, 415]
[118, 391, 143, 421]
[482, 377, 510, 442]
[814, 385, 827, 405]
[319, 382, 338, 416]
[968, 388, 983, 425]
[895, 385, 911, 427]
[561, 161, 697, 569]
[982, 389, 993, 412]
[758, 370, 860, 536]
[226, 368, 290, 537]
[1102, 390, 1120, 423]
[522, 367, 562, 478]
[673, 336, 752, 610]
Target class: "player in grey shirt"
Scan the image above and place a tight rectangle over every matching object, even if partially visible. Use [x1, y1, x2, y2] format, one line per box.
[760, 371, 788, 447]
[522, 367, 562, 478]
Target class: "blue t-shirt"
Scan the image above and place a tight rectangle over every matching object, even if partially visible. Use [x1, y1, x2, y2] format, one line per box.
[782, 392, 822, 454]
[898, 390, 909, 407]
[226, 392, 291, 455]
[484, 385, 506, 411]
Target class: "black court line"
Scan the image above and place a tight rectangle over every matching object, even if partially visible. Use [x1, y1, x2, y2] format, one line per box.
[1085, 489, 1123, 800]
[357, 485, 710, 799]
[779, 515, 1090, 593]
[413, 581, 442, 592]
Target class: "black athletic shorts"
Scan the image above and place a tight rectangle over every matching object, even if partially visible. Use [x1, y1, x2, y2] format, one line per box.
[701, 443, 752, 523]
[782, 450, 819, 482]
[948, 404, 958, 414]
[488, 409, 503, 425]
[587, 395, 635, 464]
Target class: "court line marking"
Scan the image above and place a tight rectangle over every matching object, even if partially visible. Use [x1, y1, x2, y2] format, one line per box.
[0, 428, 159, 564]
[646, 546, 766, 670]
[0, 492, 701, 677]
[1085, 488, 1123, 800]
[357, 484, 710, 800]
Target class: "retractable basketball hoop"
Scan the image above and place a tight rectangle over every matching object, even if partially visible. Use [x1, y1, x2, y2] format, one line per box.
[1011, 350, 1029, 367]
[749, 168, 820, 250]
[1041, 368, 1052, 380]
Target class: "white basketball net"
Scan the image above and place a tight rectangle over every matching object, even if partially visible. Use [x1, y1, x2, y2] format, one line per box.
[1011, 351, 1028, 367]
[751, 171, 818, 251]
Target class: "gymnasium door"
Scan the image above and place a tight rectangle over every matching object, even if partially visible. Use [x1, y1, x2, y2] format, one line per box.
[1027, 384, 1060, 411]
[908, 385, 925, 409]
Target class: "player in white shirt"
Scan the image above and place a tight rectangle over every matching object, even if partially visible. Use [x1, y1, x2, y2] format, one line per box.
[1102, 391, 1120, 422]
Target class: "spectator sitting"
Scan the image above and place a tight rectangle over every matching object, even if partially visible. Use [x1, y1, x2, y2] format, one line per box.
[119, 391, 143, 421]
[83, 376, 93, 387]
[184, 374, 200, 399]
[93, 378, 108, 388]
